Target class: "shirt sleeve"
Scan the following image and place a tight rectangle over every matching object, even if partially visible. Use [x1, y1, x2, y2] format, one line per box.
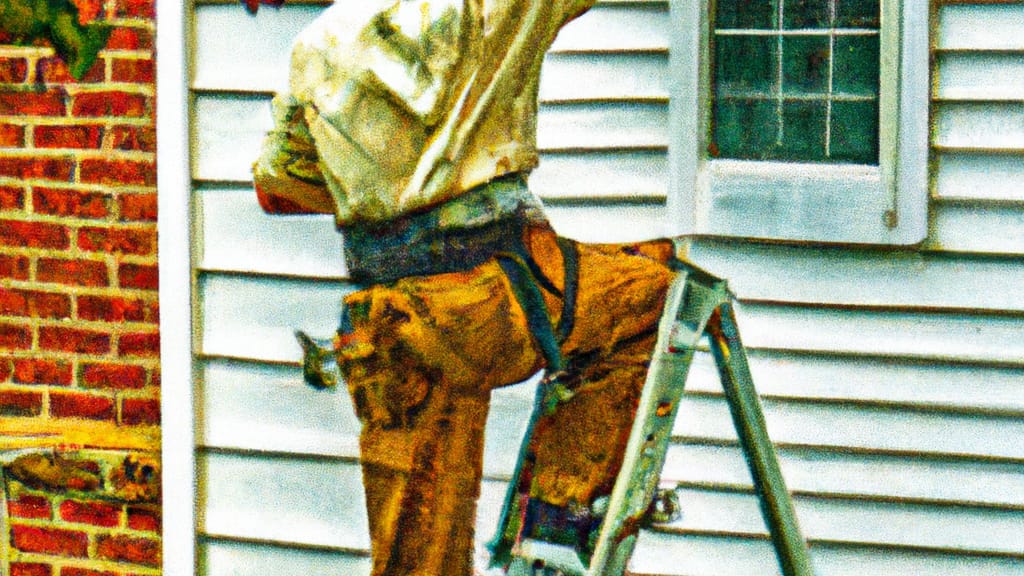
[252, 92, 335, 215]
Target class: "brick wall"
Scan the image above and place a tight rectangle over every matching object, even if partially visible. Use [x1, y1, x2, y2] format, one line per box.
[0, 0, 160, 573]
[5, 452, 161, 576]
[0, 0, 159, 428]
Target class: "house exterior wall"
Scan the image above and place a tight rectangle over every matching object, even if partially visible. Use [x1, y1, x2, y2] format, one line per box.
[189, 1, 1024, 574]
[0, 0, 161, 574]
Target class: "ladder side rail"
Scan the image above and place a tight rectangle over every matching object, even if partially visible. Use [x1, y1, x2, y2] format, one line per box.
[707, 297, 816, 576]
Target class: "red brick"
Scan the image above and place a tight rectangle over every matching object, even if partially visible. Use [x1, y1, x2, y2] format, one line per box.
[77, 226, 155, 256]
[108, 126, 155, 152]
[61, 568, 117, 576]
[0, 254, 30, 280]
[33, 187, 110, 219]
[37, 258, 108, 287]
[0, 57, 28, 82]
[59, 499, 121, 527]
[7, 494, 51, 519]
[34, 125, 104, 149]
[0, 184, 25, 209]
[106, 27, 154, 51]
[95, 534, 160, 566]
[38, 326, 110, 354]
[127, 505, 160, 532]
[78, 295, 146, 322]
[118, 193, 157, 221]
[113, 0, 155, 19]
[71, 0, 104, 23]
[10, 563, 52, 576]
[78, 158, 156, 187]
[0, 289, 71, 318]
[0, 157, 74, 181]
[0, 322, 32, 349]
[81, 362, 147, 390]
[0, 123, 24, 146]
[0, 89, 66, 115]
[35, 56, 104, 84]
[0, 220, 69, 249]
[13, 358, 73, 385]
[111, 58, 154, 83]
[11, 525, 88, 557]
[0, 389, 43, 416]
[121, 397, 159, 425]
[118, 263, 157, 289]
[119, 331, 159, 357]
[72, 92, 149, 118]
[50, 391, 115, 421]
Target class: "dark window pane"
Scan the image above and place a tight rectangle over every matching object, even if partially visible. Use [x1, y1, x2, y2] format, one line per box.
[716, 0, 778, 29]
[715, 35, 777, 93]
[783, 0, 829, 29]
[836, 0, 880, 28]
[782, 36, 830, 95]
[714, 98, 779, 159]
[833, 35, 879, 95]
[831, 100, 878, 163]
[779, 100, 826, 160]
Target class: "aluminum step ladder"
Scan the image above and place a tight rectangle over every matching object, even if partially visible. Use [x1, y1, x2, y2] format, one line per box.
[489, 261, 815, 576]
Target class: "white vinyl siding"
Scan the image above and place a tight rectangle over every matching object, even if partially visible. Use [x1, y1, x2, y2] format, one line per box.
[188, 1, 1024, 575]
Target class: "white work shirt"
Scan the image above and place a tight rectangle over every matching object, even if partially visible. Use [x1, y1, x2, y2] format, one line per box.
[254, 0, 596, 226]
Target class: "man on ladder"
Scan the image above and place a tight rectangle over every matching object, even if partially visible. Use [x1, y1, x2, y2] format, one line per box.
[252, 1, 813, 574]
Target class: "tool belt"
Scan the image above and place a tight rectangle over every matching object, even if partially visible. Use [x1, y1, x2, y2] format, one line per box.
[340, 173, 549, 285]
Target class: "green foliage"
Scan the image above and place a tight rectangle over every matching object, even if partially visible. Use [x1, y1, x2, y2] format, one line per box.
[0, 0, 111, 79]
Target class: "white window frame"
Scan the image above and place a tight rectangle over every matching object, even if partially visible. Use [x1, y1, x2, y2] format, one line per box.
[665, 0, 930, 245]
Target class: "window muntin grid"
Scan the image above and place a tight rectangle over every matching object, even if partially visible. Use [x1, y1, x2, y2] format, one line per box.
[711, 0, 881, 164]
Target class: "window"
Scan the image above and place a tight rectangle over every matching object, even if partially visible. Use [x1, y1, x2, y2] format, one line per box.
[667, 0, 930, 244]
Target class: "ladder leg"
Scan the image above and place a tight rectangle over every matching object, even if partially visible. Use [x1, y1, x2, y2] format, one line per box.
[707, 301, 815, 576]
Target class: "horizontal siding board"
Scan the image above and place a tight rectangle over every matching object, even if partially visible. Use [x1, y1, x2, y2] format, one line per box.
[686, 240, 1024, 312]
[549, 2, 668, 53]
[193, 94, 669, 183]
[937, 3, 1024, 51]
[935, 52, 1024, 102]
[198, 276, 1024, 366]
[537, 101, 668, 150]
[654, 488, 1024, 555]
[198, 273, 350, 362]
[197, 359, 361, 458]
[192, 4, 323, 92]
[192, 4, 667, 93]
[664, 443, 1024, 508]
[933, 102, 1024, 151]
[672, 394, 1024, 461]
[192, 95, 272, 182]
[539, 52, 668, 101]
[631, 532, 1024, 576]
[198, 451, 371, 550]
[927, 201, 1024, 255]
[934, 152, 1024, 202]
[197, 188, 346, 278]
[685, 350, 1024, 414]
[200, 539, 371, 576]
[734, 302, 1024, 365]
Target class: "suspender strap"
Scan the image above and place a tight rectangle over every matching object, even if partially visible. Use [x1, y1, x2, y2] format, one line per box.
[555, 237, 578, 342]
[496, 253, 564, 374]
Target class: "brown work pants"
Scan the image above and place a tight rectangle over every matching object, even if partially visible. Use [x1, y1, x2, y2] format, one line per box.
[339, 227, 676, 576]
